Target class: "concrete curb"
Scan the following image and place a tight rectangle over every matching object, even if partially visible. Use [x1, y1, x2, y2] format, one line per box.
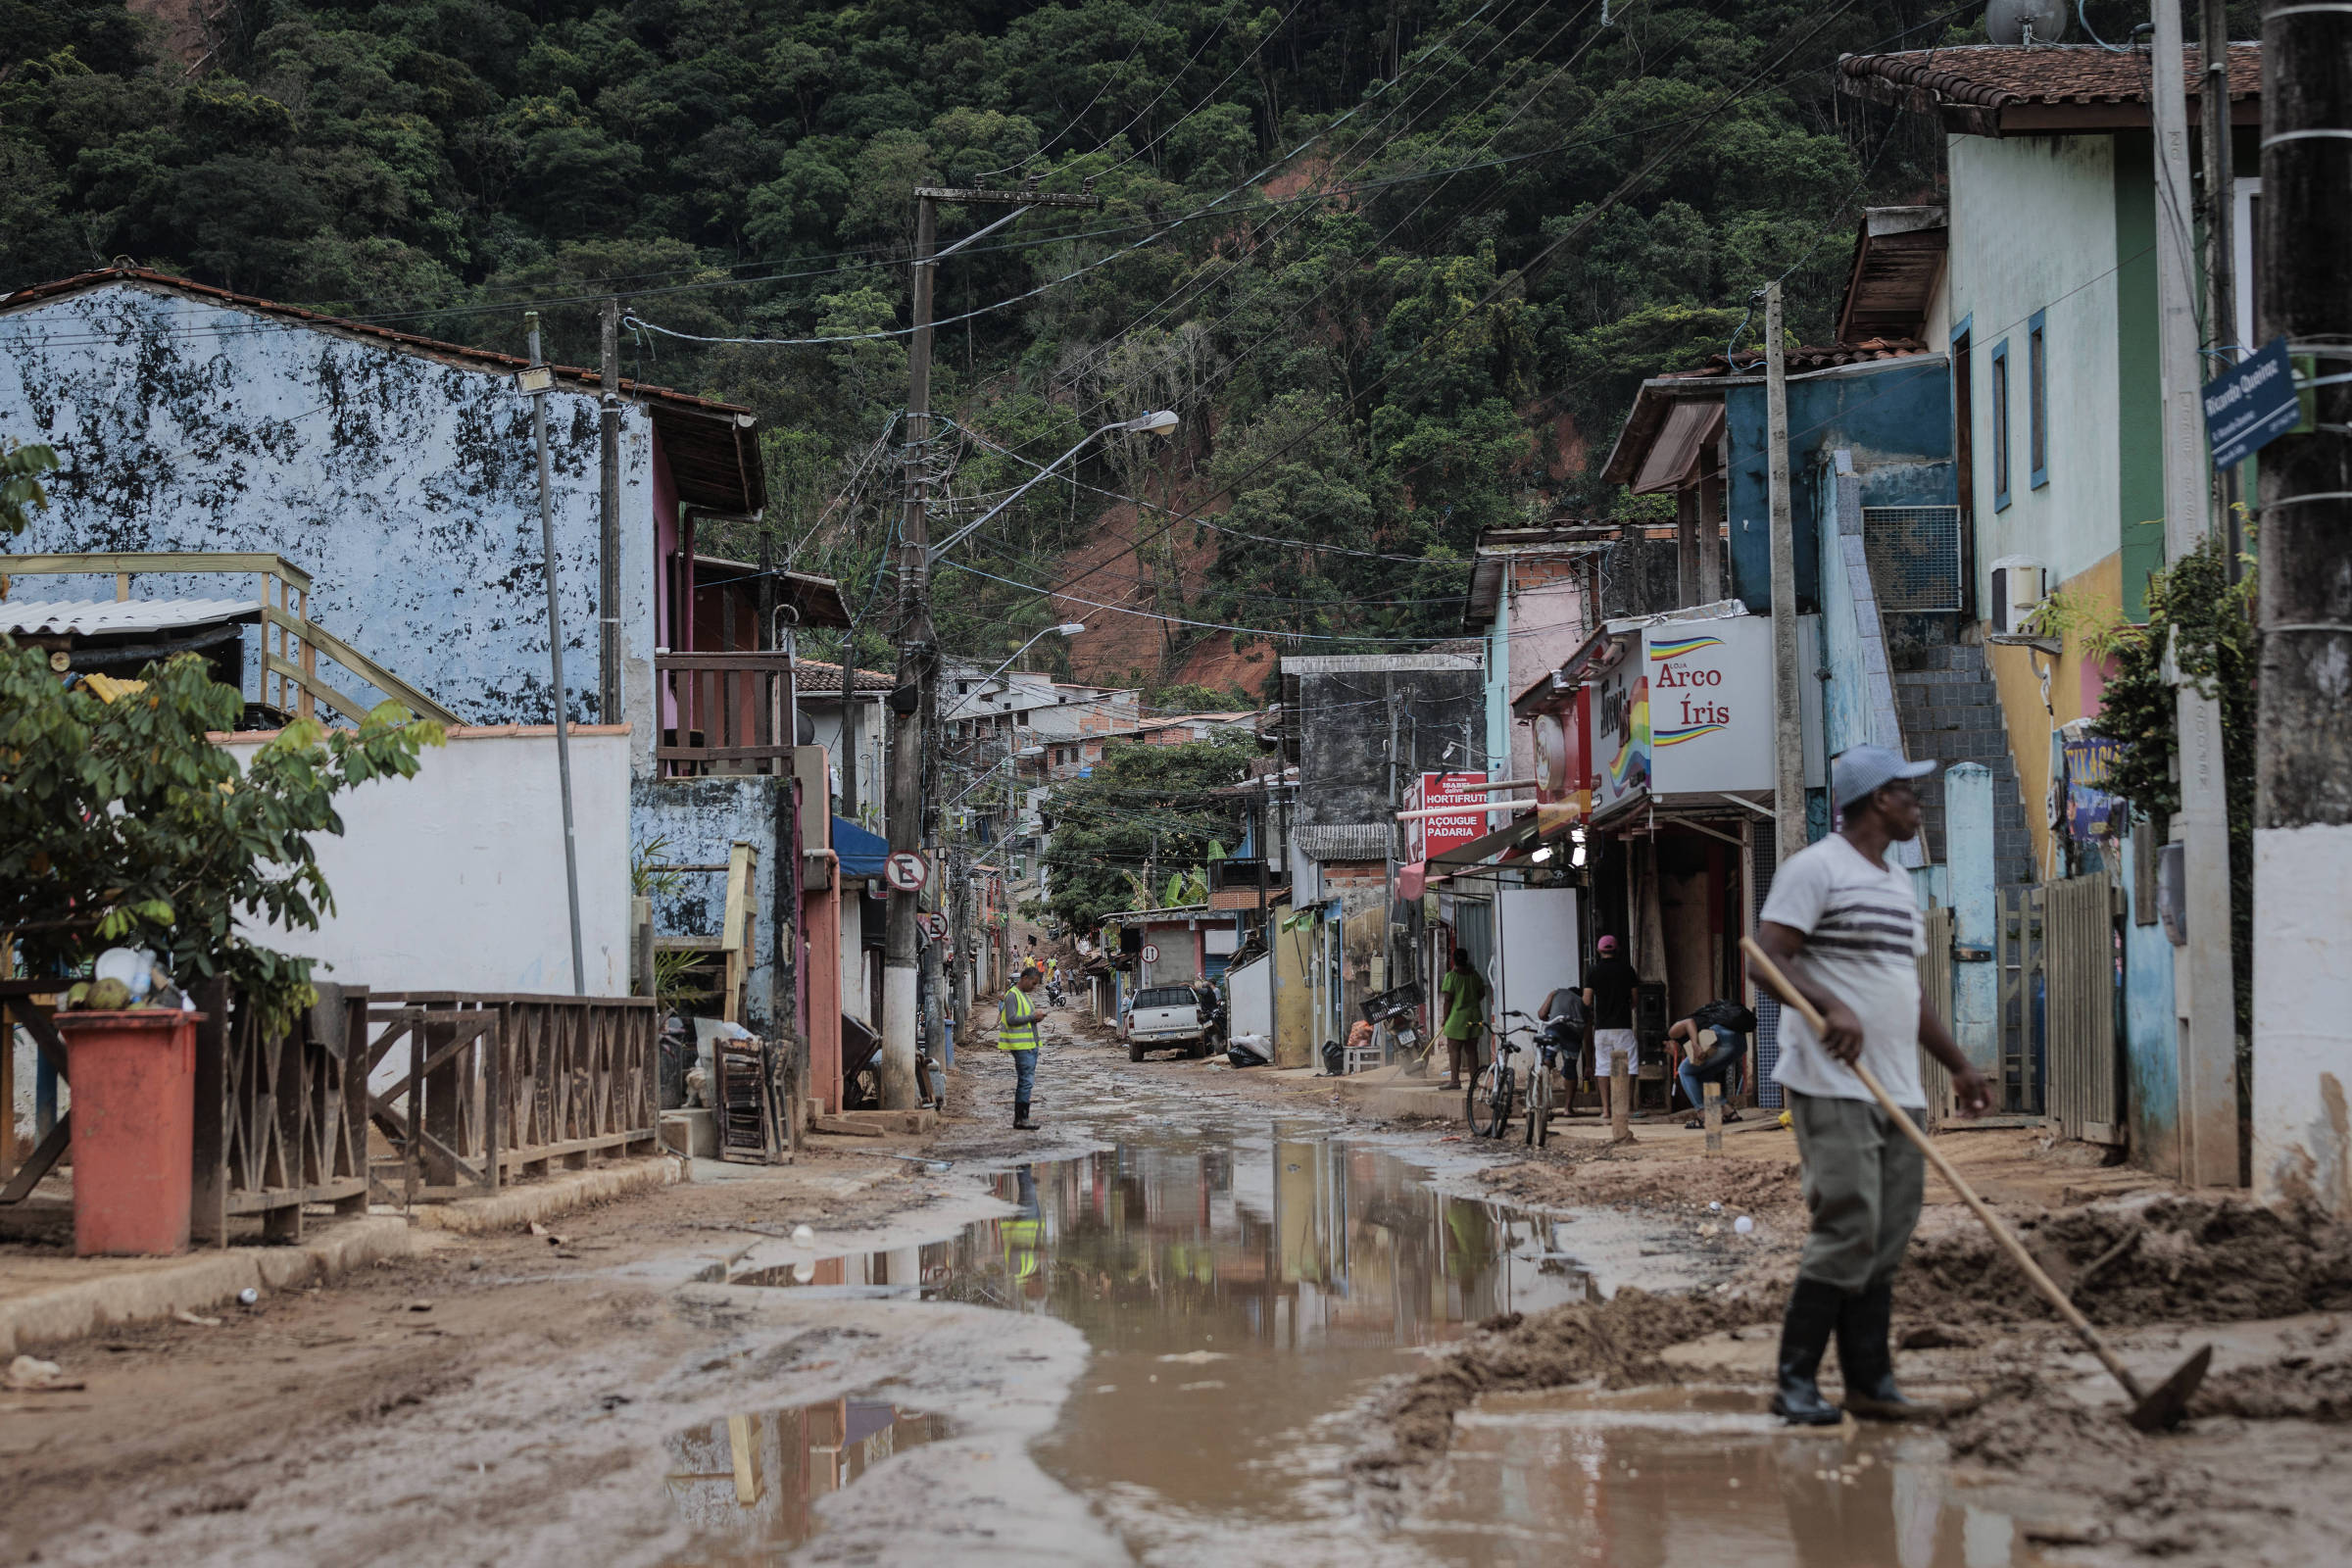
[408, 1155, 683, 1236]
[0, 1214, 414, 1357]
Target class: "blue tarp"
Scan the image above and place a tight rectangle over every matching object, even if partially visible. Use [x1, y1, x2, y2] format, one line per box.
[833, 815, 889, 878]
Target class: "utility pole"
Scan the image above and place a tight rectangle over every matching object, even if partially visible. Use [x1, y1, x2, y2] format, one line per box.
[2151, 0, 2240, 1187]
[524, 311, 587, 996]
[1763, 282, 1806, 860]
[2253, 0, 2352, 1207]
[599, 298, 622, 724]
[2200, 0, 2241, 559]
[880, 181, 1104, 1109]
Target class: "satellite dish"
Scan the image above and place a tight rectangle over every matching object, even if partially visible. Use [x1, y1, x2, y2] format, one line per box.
[1986, 0, 2069, 45]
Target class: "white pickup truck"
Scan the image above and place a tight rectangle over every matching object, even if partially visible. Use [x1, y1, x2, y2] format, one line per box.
[1121, 985, 1212, 1061]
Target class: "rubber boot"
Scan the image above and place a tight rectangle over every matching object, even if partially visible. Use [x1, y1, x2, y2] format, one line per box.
[1837, 1277, 1919, 1420]
[1013, 1101, 1039, 1131]
[1770, 1277, 1847, 1426]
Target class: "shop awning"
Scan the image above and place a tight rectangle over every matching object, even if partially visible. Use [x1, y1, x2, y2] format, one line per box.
[832, 815, 889, 878]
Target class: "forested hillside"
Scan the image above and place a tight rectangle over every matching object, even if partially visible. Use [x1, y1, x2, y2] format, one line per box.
[0, 0, 2180, 693]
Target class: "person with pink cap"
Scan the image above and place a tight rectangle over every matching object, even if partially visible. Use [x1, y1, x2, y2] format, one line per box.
[1581, 933, 1638, 1121]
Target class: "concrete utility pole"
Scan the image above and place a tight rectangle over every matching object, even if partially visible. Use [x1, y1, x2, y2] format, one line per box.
[524, 311, 588, 996]
[2151, 0, 2240, 1187]
[1763, 282, 1806, 860]
[2253, 0, 2352, 1207]
[880, 182, 1103, 1109]
[599, 298, 622, 724]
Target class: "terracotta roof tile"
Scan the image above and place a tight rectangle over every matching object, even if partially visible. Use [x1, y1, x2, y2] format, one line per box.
[1840, 43, 2260, 132]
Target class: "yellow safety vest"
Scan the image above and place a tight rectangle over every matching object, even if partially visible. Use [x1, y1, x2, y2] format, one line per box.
[998, 987, 1039, 1051]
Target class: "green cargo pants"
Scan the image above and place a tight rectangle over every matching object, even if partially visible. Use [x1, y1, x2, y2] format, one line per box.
[1788, 1091, 1927, 1293]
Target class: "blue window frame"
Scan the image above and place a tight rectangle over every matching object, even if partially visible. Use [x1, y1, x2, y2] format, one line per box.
[2028, 310, 2049, 489]
[1990, 337, 2013, 513]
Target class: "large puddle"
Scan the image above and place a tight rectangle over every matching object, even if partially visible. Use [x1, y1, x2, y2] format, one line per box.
[662, 1395, 947, 1561]
[699, 1113, 2050, 1564]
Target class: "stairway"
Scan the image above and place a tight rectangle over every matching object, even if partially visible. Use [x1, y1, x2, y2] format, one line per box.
[1894, 644, 2035, 888]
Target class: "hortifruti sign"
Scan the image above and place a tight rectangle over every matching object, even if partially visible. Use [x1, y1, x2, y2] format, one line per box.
[1590, 613, 1779, 819]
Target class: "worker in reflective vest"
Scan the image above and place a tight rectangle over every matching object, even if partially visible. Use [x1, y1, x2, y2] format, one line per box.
[1000, 965, 1044, 1130]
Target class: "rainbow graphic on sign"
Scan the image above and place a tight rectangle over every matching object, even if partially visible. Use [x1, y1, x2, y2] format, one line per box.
[1648, 633, 1726, 662]
[1603, 677, 1650, 792]
[1652, 720, 1727, 747]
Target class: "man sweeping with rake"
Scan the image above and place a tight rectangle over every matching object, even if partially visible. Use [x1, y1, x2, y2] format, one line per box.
[1754, 746, 1992, 1424]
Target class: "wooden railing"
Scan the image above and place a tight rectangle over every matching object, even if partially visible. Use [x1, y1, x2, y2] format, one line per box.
[0, 551, 461, 726]
[657, 650, 794, 775]
[366, 993, 660, 1199]
[193, 982, 371, 1241]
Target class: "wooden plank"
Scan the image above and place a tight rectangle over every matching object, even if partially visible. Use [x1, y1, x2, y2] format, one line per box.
[260, 606, 463, 726]
[189, 981, 232, 1246]
[6, 997, 69, 1079]
[0, 1114, 69, 1203]
[490, 1130, 656, 1168]
[0, 550, 313, 588]
[264, 651, 369, 724]
[809, 1114, 887, 1139]
[656, 652, 794, 671]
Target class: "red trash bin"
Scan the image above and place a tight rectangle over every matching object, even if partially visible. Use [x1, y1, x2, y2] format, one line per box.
[56, 1009, 201, 1257]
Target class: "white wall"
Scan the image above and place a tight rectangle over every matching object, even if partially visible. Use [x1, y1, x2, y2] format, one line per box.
[1227, 953, 1272, 1041]
[1496, 885, 1579, 1024]
[219, 725, 634, 998]
[2254, 825, 2352, 1214]
[1940, 133, 2124, 593]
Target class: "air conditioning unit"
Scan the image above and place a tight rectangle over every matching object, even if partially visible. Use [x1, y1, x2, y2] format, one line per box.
[1987, 555, 2048, 638]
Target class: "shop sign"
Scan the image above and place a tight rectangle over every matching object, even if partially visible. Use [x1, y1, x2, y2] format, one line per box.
[2063, 732, 2126, 841]
[1592, 616, 1775, 815]
[1409, 770, 1490, 860]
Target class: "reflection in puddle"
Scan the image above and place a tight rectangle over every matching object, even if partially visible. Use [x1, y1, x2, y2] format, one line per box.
[733, 1130, 1603, 1544]
[661, 1396, 946, 1563]
[1422, 1386, 2045, 1567]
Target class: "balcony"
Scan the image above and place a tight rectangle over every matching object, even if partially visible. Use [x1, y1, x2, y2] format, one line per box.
[656, 650, 799, 776]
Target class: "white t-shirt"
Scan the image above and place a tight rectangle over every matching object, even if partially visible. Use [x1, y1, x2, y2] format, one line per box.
[1757, 833, 1926, 1107]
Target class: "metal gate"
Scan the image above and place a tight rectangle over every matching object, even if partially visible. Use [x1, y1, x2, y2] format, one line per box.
[1996, 872, 2122, 1140]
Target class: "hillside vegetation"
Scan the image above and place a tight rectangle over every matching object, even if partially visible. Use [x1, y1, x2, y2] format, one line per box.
[5, 0, 2164, 692]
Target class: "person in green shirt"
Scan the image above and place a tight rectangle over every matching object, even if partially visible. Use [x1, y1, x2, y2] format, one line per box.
[1437, 948, 1489, 1090]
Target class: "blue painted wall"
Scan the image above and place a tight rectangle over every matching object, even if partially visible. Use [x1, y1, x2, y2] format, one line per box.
[2115, 820, 2180, 1173]
[1726, 358, 1955, 613]
[632, 775, 790, 1034]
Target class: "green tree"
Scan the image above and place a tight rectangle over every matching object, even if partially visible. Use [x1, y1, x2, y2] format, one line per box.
[1040, 736, 1250, 933]
[1, 437, 59, 535]
[0, 649, 443, 1031]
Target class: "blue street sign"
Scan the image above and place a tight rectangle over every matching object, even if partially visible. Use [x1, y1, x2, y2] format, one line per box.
[2203, 336, 2300, 469]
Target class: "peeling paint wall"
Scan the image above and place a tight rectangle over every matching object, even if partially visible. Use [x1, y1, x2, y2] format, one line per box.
[631, 775, 788, 1036]
[0, 284, 658, 737]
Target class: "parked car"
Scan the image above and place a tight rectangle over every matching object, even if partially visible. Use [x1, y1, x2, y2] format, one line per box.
[1120, 984, 1212, 1061]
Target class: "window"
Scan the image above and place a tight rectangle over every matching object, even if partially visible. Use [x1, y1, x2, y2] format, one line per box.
[1990, 338, 2013, 512]
[2028, 310, 2049, 489]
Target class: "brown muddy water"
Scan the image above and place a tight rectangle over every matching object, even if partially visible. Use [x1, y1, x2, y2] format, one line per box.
[670, 1109, 2052, 1565]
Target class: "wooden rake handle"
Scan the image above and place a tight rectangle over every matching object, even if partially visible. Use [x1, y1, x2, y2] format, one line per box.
[1739, 936, 2147, 1402]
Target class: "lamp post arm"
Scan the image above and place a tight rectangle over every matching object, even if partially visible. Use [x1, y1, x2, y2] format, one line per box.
[926, 424, 1114, 563]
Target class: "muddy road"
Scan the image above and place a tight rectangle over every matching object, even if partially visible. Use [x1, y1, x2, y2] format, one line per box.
[7, 1013, 2352, 1566]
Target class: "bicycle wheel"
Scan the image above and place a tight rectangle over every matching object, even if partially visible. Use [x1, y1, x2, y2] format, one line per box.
[1467, 1061, 1513, 1137]
[1524, 1062, 1550, 1146]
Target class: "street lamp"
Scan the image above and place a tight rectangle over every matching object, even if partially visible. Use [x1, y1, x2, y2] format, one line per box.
[928, 412, 1180, 561]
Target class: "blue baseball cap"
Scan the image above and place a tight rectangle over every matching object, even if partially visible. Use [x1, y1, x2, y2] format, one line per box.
[1833, 745, 1936, 809]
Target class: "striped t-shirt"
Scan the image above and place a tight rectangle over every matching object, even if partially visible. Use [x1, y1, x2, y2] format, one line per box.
[1757, 832, 1926, 1106]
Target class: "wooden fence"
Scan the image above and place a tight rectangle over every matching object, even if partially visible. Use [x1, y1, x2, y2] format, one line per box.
[367, 993, 660, 1199]
[192, 982, 371, 1242]
[1918, 905, 1955, 1128]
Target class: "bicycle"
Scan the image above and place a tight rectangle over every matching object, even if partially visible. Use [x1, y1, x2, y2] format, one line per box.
[1468, 1017, 1533, 1138]
[1517, 1011, 1571, 1148]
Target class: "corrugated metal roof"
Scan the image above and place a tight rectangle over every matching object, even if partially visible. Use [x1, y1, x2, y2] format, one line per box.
[0, 597, 260, 636]
[1296, 823, 1392, 862]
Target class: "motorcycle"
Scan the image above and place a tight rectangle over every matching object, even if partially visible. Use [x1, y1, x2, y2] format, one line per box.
[1044, 978, 1067, 1007]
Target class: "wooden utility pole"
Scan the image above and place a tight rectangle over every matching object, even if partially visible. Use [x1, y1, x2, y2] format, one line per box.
[1763, 282, 1806, 860]
[2200, 0, 2241, 557]
[880, 182, 1102, 1108]
[2253, 0, 2352, 1205]
[599, 298, 622, 724]
[2152, 0, 2240, 1187]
